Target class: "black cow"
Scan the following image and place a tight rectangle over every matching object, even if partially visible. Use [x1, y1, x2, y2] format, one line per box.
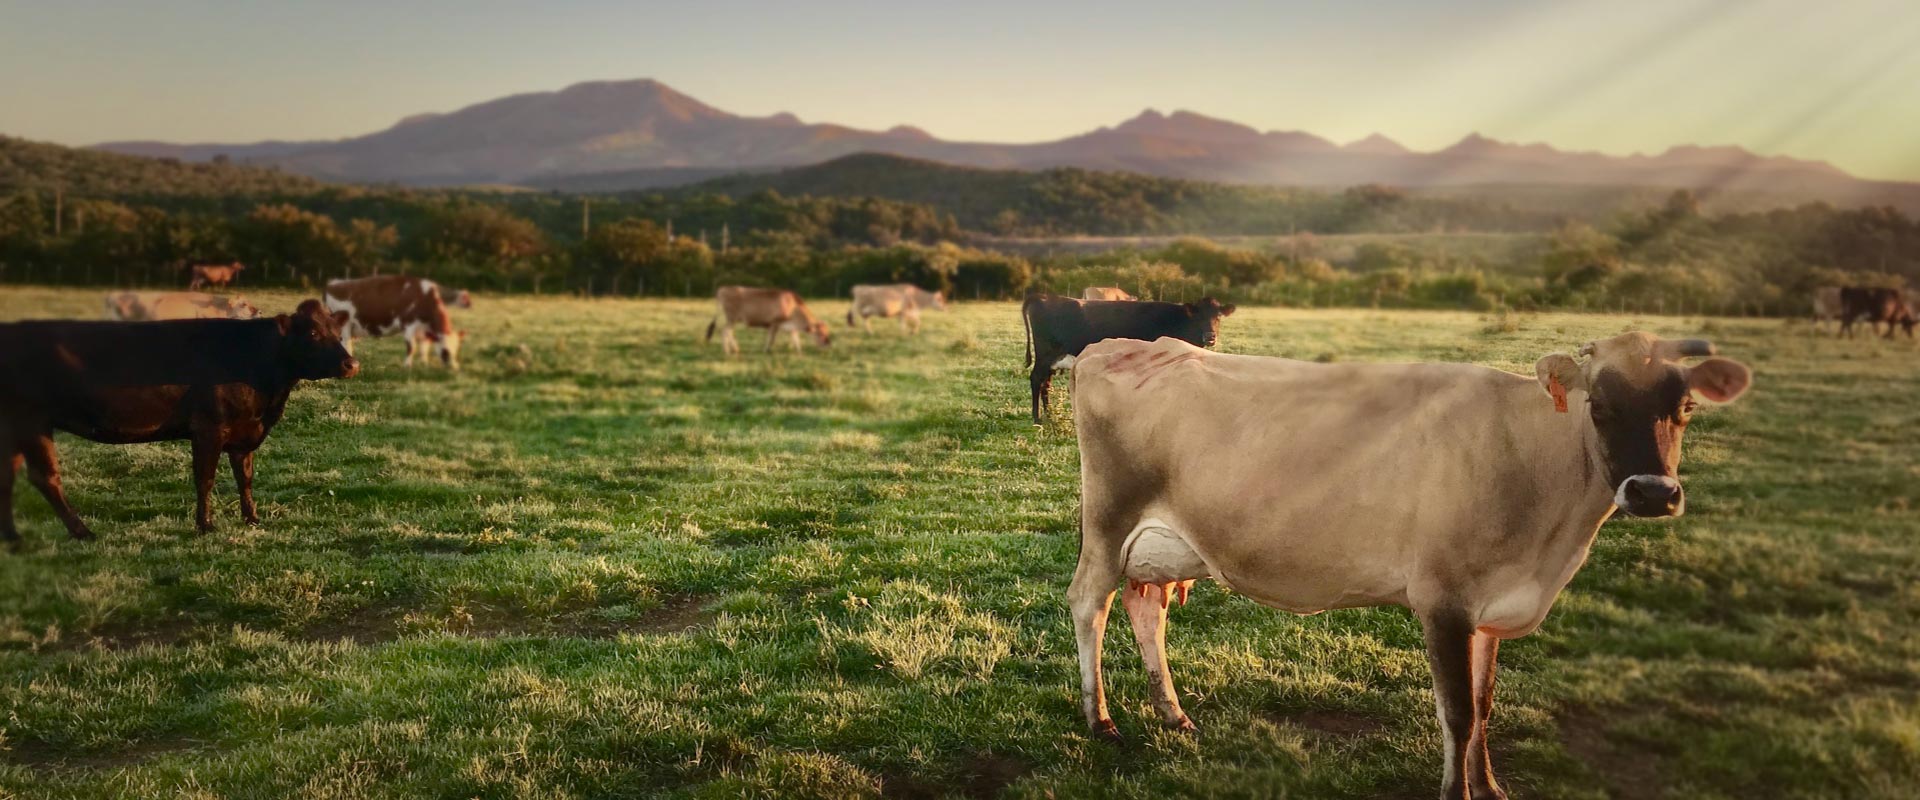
[1022, 293, 1236, 423]
[1839, 287, 1917, 339]
[0, 300, 359, 549]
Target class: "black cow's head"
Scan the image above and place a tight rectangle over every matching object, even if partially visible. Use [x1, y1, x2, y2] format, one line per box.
[278, 299, 360, 380]
[1179, 297, 1237, 349]
[1536, 333, 1750, 518]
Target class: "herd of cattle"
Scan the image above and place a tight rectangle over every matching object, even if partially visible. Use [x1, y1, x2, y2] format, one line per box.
[21, 264, 1913, 799]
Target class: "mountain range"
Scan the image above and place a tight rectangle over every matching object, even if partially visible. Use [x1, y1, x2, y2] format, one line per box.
[95, 78, 1914, 207]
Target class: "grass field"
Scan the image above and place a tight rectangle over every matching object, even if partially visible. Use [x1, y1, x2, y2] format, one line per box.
[1, 288, 1917, 800]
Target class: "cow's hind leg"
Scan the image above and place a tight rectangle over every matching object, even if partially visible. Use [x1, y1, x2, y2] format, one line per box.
[1122, 580, 1197, 732]
[1030, 363, 1053, 425]
[1070, 540, 1122, 741]
[21, 434, 92, 541]
[191, 432, 222, 533]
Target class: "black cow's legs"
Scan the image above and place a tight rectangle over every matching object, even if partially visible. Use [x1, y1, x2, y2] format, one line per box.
[1030, 365, 1053, 424]
[191, 434, 222, 533]
[21, 435, 92, 541]
[230, 451, 258, 525]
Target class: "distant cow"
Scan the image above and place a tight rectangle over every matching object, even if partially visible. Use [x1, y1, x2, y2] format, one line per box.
[1811, 287, 1844, 333]
[1083, 287, 1135, 301]
[1022, 293, 1235, 423]
[706, 286, 832, 355]
[1838, 287, 1916, 339]
[446, 288, 473, 310]
[0, 300, 358, 548]
[188, 261, 247, 291]
[105, 291, 260, 322]
[323, 275, 469, 369]
[1068, 332, 1750, 798]
[848, 284, 946, 334]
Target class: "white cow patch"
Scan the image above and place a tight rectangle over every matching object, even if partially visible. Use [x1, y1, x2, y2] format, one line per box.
[1052, 355, 1077, 370]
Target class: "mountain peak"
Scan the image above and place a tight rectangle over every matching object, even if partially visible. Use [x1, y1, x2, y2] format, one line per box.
[1112, 108, 1262, 143]
[1345, 133, 1409, 155]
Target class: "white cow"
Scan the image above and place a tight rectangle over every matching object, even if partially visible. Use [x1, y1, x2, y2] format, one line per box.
[1069, 332, 1751, 799]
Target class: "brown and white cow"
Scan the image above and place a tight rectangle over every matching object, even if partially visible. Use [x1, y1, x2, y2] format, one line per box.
[1023, 292, 1235, 423]
[847, 284, 946, 334]
[323, 275, 468, 369]
[1069, 332, 1751, 799]
[104, 291, 260, 321]
[188, 261, 247, 291]
[706, 286, 831, 355]
[1083, 287, 1135, 301]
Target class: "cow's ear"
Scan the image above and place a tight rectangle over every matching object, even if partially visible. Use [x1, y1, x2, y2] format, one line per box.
[1219, 303, 1237, 317]
[331, 311, 351, 330]
[1535, 353, 1586, 413]
[1688, 357, 1751, 404]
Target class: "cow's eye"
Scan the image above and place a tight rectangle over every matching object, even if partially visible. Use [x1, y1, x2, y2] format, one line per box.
[1589, 401, 1613, 422]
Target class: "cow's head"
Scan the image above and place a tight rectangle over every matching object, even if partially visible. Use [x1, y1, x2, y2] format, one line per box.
[278, 299, 360, 380]
[811, 321, 833, 347]
[430, 329, 468, 369]
[1180, 297, 1237, 349]
[923, 290, 948, 311]
[450, 289, 473, 310]
[1535, 333, 1750, 518]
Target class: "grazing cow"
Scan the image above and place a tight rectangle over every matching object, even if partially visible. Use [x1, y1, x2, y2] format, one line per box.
[1083, 287, 1135, 301]
[1069, 332, 1751, 799]
[323, 275, 469, 369]
[446, 288, 473, 310]
[1838, 287, 1916, 339]
[706, 286, 832, 355]
[847, 283, 946, 334]
[1811, 287, 1844, 333]
[0, 300, 358, 548]
[1022, 292, 1235, 423]
[188, 261, 247, 291]
[104, 291, 260, 322]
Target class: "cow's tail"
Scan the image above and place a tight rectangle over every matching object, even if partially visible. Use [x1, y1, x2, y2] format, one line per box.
[1021, 294, 1037, 369]
[704, 318, 718, 344]
[846, 308, 855, 326]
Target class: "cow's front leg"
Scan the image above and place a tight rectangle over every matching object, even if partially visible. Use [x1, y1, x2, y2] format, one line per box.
[229, 450, 258, 526]
[190, 433, 222, 533]
[1467, 630, 1506, 799]
[1122, 580, 1197, 732]
[403, 334, 417, 367]
[0, 449, 21, 551]
[1424, 610, 1502, 800]
[764, 326, 779, 354]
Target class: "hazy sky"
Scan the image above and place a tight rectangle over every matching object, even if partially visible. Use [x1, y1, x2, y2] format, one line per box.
[4, 0, 1918, 180]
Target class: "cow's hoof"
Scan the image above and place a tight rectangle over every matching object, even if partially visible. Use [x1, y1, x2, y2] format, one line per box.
[1167, 716, 1198, 735]
[243, 514, 261, 526]
[69, 528, 96, 542]
[1090, 718, 1123, 744]
[1469, 786, 1508, 800]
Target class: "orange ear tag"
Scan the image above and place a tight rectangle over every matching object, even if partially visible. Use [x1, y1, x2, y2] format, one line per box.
[1548, 375, 1569, 414]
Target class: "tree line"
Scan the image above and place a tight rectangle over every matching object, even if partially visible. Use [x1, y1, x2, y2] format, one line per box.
[3, 136, 1918, 313]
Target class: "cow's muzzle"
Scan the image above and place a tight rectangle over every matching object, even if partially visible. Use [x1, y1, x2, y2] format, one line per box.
[1615, 475, 1683, 518]
[340, 357, 361, 378]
